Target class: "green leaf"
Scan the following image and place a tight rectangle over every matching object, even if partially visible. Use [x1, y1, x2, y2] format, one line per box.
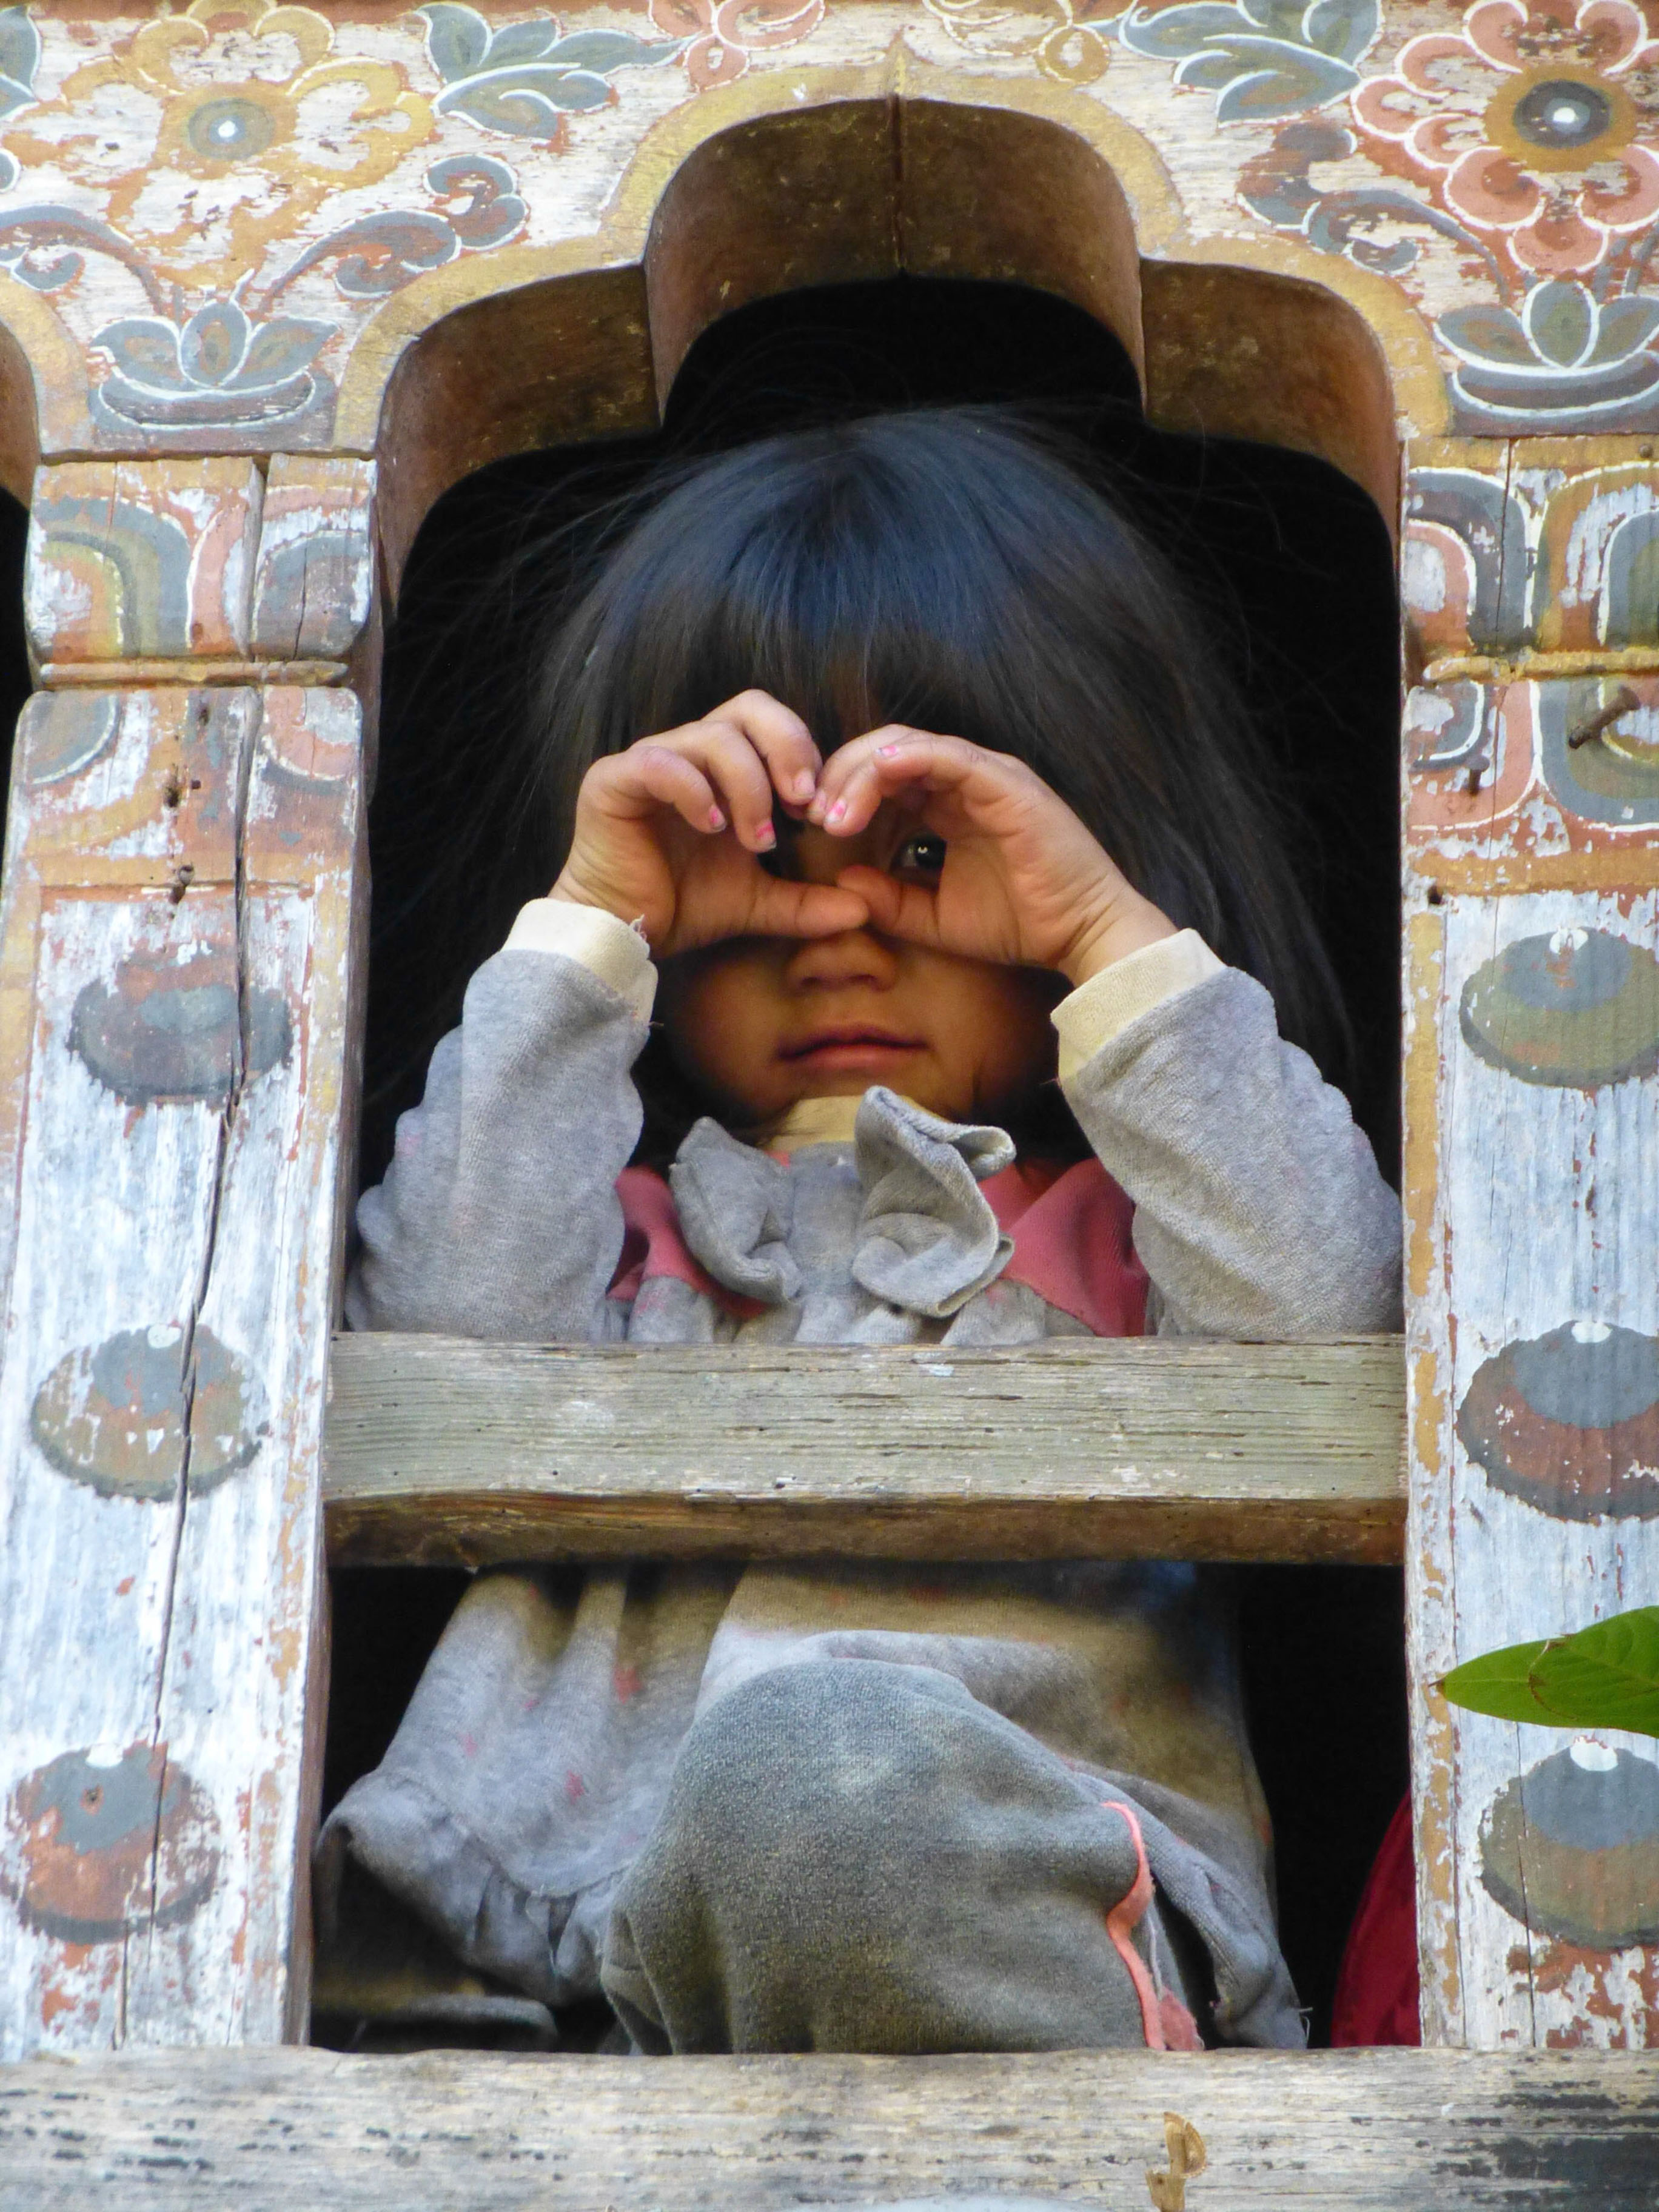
[1441, 1607, 1659, 1738]
[1530, 1608, 1659, 1737]
[1440, 1636, 1555, 1725]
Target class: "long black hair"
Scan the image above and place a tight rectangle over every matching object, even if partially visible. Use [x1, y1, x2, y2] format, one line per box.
[525, 407, 1345, 1084]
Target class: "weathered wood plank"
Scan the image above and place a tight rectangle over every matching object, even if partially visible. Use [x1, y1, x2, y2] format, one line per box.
[0, 687, 364, 2059]
[322, 1335, 1406, 1567]
[2, 2046, 1657, 2210]
[1404, 884, 1659, 2051]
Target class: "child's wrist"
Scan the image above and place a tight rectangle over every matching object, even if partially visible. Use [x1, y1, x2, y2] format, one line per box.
[1056, 891, 1178, 987]
[548, 871, 635, 927]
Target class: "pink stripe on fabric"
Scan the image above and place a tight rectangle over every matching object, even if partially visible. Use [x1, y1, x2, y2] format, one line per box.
[1099, 1797, 1165, 2049]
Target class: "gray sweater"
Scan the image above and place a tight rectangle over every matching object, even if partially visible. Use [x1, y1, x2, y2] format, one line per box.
[323, 943, 1401, 2049]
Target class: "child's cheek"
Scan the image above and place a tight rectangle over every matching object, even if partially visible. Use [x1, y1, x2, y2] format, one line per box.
[659, 946, 793, 1116]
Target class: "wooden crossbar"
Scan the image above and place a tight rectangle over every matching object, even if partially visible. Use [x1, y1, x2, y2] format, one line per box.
[323, 1334, 1406, 1567]
[2, 2046, 1654, 2208]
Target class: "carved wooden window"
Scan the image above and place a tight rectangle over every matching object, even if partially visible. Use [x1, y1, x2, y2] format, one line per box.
[1, 28, 1655, 2182]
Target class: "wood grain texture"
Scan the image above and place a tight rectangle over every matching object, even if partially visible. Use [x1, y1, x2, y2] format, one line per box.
[250, 459, 377, 662]
[2, 2045, 1658, 2210]
[1406, 891, 1659, 2049]
[0, 685, 365, 2060]
[323, 1335, 1406, 1567]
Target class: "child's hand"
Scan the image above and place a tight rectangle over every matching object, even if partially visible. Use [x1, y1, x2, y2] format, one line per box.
[809, 728, 1178, 985]
[549, 692, 870, 954]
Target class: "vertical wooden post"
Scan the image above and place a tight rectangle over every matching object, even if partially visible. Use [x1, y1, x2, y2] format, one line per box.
[1403, 437, 1659, 2048]
[0, 459, 374, 2057]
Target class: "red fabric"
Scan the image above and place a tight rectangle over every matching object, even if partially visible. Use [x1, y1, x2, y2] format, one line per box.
[1330, 1794, 1421, 2046]
[609, 1166, 765, 1318]
[985, 1156, 1148, 1339]
[609, 1156, 1148, 1339]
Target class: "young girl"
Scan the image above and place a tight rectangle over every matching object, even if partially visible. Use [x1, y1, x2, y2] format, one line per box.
[321, 409, 1402, 2056]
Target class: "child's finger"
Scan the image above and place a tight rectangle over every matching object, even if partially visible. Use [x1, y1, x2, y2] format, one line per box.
[680, 720, 781, 851]
[811, 728, 984, 834]
[834, 865, 944, 947]
[749, 876, 870, 940]
[605, 744, 728, 835]
[707, 691, 823, 811]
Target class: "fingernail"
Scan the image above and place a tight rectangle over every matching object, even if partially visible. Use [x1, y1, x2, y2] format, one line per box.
[755, 820, 776, 850]
[826, 798, 848, 825]
[707, 806, 725, 831]
[793, 772, 816, 800]
[878, 743, 900, 758]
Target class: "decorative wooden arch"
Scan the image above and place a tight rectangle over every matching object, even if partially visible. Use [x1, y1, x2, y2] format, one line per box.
[352, 64, 1423, 572]
[1, 0, 1657, 2188]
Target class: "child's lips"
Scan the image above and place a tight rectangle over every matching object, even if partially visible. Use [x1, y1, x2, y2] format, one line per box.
[780, 1027, 927, 1069]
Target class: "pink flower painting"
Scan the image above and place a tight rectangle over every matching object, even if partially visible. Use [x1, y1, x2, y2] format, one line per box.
[1353, 0, 1659, 276]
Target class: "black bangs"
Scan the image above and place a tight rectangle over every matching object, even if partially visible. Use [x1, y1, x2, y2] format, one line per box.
[528, 406, 1347, 1084]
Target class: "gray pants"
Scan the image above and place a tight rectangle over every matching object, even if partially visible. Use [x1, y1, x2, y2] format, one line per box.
[601, 1658, 1204, 2054]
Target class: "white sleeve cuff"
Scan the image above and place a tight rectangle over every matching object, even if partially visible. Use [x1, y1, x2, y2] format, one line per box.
[1051, 928, 1224, 1081]
[504, 899, 657, 1024]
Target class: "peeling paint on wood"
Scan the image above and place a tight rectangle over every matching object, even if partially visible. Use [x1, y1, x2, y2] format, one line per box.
[29, 1326, 266, 1502]
[2, 1744, 221, 1946]
[1407, 888, 1659, 2047]
[250, 457, 377, 661]
[68, 950, 292, 1106]
[1480, 1741, 1659, 1957]
[1457, 1322, 1659, 1522]
[0, 685, 365, 2058]
[24, 460, 264, 664]
[1458, 929, 1659, 1088]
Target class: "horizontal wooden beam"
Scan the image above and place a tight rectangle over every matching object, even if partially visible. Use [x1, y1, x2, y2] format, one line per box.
[2, 2046, 1654, 2209]
[323, 1335, 1405, 1567]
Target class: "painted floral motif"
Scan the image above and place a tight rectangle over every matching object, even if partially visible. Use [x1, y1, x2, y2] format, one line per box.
[82, 154, 526, 434]
[93, 295, 333, 432]
[1215, 0, 1659, 431]
[1353, 0, 1659, 278]
[1439, 273, 1659, 422]
[5, 1, 435, 295]
[419, 4, 682, 135]
[1119, 0, 1379, 120]
[648, 0, 825, 92]
[0, 0, 1645, 447]
[924, 0, 1115, 88]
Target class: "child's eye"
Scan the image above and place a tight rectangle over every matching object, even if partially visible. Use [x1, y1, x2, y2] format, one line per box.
[893, 833, 947, 882]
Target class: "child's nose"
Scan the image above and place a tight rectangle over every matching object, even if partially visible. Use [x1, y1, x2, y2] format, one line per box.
[783, 925, 899, 992]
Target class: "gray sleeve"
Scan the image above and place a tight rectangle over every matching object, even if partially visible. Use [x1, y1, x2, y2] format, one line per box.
[1061, 967, 1403, 1339]
[345, 948, 646, 1341]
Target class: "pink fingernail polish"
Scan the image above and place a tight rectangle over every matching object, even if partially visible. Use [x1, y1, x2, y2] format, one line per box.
[879, 743, 900, 758]
[826, 798, 847, 825]
[708, 806, 725, 830]
[756, 821, 776, 849]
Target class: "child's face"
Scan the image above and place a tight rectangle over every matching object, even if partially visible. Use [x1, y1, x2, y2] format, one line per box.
[657, 806, 1062, 1127]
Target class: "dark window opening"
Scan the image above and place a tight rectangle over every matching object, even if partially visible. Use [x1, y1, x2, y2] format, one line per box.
[0, 488, 31, 836]
[321, 273, 1407, 2053]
